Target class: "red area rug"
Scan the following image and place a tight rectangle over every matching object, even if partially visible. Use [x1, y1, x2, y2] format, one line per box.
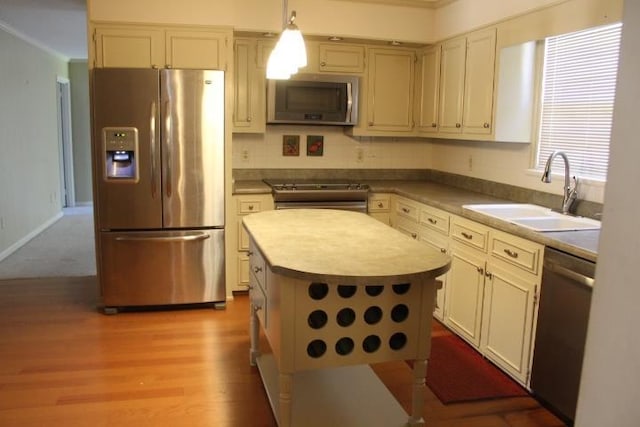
[424, 334, 529, 404]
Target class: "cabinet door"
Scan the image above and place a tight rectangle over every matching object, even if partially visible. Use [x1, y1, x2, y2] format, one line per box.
[233, 39, 266, 133]
[165, 30, 228, 69]
[415, 45, 441, 134]
[462, 28, 496, 135]
[419, 232, 449, 321]
[438, 37, 466, 134]
[444, 244, 485, 347]
[366, 48, 415, 132]
[481, 263, 537, 384]
[319, 43, 365, 73]
[94, 27, 164, 68]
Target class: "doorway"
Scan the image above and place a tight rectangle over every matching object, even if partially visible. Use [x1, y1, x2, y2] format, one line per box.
[57, 77, 75, 208]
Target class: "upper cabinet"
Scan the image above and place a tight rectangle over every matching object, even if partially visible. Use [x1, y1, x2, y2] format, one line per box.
[438, 28, 496, 138]
[92, 23, 231, 70]
[415, 45, 441, 135]
[348, 47, 416, 136]
[233, 38, 271, 133]
[318, 43, 365, 73]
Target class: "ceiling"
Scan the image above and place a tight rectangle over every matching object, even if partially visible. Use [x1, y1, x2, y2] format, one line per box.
[0, 0, 455, 60]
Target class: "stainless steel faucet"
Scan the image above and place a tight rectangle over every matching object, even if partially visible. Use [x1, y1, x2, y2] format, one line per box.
[541, 151, 578, 214]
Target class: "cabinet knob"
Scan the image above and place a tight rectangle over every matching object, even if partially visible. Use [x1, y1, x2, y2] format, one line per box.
[485, 271, 493, 279]
[253, 266, 263, 273]
[247, 117, 252, 122]
[377, 202, 384, 208]
[440, 248, 447, 254]
[431, 123, 437, 128]
[248, 251, 254, 256]
[368, 121, 374, 126]
[455, 123, 461, 128]
[402, 207, 410, 213]
[411, 233, 418, 239]
[483, 122, 490, 128]
[477, 266, 484, 275]
[166, 64, 172, 69]
[320, 61, 326, 66]
[152, 64, 159, 69]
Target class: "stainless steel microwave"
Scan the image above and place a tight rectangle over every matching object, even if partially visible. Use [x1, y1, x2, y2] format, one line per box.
[267, 73, 359, 125]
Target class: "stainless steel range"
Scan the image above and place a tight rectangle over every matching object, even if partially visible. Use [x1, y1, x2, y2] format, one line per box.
[264, 180, 370, 213]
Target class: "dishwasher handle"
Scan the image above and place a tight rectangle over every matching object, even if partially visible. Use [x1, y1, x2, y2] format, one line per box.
[544, 259, 595, 288]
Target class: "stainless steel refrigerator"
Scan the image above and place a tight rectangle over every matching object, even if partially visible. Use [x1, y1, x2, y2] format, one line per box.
[90, 68, 226, 312]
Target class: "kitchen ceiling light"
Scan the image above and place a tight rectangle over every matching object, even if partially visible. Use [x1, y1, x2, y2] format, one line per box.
[266, 1, 307, 80]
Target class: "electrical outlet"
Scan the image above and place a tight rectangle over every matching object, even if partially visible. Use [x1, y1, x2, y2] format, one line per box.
[241, 149, 249, 161]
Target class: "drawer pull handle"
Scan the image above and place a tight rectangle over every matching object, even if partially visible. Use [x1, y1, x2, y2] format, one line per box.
[485, 271, 493, 279]
[411, 233, 418, 239]
[377, 202, 384, 208]
[428, 218, 437, 224]
[253, 304, 262, 312]
[248, 205, 254, 211]
[504, 249, 519, 259]
[402, 207, 410, 213]
[461, 232, 473, 240]
[456, 123, 461, 128]
[253, 266, 263, 273]
[440, 248, 447, 254]
[477, 266, 484, 275]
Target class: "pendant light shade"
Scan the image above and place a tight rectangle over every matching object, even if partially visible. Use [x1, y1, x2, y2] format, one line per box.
[266, 8, 307, 80]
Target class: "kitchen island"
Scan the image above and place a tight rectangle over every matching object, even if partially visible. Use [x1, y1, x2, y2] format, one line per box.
[243, 209, 450, 427]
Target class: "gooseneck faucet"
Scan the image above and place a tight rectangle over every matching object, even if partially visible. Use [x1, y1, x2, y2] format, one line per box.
[541, 151, 578, 214]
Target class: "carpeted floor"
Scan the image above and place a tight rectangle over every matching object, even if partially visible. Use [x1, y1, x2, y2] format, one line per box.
[0, 206, 96, 279]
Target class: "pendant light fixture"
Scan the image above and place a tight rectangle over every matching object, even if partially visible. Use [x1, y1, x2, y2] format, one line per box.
[266, 0, 307, 80]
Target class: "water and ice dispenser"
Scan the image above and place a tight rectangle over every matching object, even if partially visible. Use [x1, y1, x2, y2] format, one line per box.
[103, 127, 138, 182]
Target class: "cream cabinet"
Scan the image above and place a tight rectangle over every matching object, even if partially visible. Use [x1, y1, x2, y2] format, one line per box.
[227, 194, 274, 295]
[368, 193, 392, 226]
[348, 47, 416, 136]
[415, 45, 442, 135]
[445, 216, 490, 347]
[92, 23, 230, 70]
[444, 214, 542, 385]
[318, 43, 365, 73]
[233, 38, 268, 133]
[438, 28, 496, 138]
[391, 196, 450, 321]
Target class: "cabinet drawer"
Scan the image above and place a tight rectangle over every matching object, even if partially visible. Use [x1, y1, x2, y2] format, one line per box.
[491, 232, 542, 275]
[419, 205, 450, 236]
[249, 283, 267, 327]
[249, 243, 267, 291]
[368, 194, 391, 212]
[396, 217, 420, 240]
[238, 199, 263, 214]
[395, 197, 419, 222]
[451, 218, 489, 252]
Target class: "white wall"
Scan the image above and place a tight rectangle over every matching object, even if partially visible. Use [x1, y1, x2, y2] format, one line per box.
[68, 61, 92, 204]
[232, 129, 433, 170]
[0, 26, 68, 258]
[88, 0, 436, 43]
[575, 1, 640, 425]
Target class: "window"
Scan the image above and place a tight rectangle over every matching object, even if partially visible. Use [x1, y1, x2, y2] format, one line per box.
[536, 23, 622, 181]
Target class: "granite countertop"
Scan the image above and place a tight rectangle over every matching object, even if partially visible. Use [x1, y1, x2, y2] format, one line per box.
[233, 179, 599, 263]
[242, 209, 451, 284]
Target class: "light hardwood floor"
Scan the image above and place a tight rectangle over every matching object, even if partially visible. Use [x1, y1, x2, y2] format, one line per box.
[0, 276, 566, 427]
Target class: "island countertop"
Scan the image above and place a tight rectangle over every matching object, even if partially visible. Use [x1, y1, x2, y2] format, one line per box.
[242, 209, 451, 284]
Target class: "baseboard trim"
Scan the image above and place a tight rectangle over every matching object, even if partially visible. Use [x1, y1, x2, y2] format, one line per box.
[0, 212, 64, 263]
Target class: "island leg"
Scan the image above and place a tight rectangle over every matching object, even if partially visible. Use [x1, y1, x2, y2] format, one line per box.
[279, 373, 293, 427]
[249, 301, 260, 366]
[408, 358, 427, 426]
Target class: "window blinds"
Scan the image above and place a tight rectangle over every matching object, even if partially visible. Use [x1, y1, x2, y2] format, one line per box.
[537, 23, 622, 180]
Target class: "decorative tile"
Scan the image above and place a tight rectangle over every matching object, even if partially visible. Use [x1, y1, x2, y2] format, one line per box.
[306, 135, 324, 156]
[282, 135, 300, 156]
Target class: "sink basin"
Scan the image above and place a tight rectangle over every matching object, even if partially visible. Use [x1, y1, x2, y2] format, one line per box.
[509, 216, 601, 232]
[463, 203, 601, 232]
[462, 204, 554, 220]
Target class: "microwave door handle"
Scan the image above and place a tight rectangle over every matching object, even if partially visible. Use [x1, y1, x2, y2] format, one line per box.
[346, 82, 353, 122]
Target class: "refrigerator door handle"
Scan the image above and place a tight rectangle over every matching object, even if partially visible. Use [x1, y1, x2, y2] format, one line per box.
[115, 233, 211, 243]
[164, 100, 172, 198]
[150, 101, 158, 199]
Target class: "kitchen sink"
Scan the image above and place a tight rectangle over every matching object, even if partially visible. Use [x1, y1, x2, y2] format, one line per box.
[463, 203, 601, 232]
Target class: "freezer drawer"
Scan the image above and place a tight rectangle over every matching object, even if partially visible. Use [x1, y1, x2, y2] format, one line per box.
[99, 229, 225, 307]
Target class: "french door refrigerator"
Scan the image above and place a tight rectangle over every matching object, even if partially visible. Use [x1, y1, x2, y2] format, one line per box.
[91, 68, 225, 311]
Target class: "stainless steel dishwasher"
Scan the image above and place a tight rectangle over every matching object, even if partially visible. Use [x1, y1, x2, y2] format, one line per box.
[530, 247, 595, 425]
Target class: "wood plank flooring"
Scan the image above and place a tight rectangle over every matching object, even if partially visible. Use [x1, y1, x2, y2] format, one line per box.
[0, 276, 566, 427]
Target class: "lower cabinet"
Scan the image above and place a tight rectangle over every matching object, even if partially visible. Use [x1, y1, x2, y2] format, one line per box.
[390, 195, 543, 387]
[227, 194, 274, 296]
